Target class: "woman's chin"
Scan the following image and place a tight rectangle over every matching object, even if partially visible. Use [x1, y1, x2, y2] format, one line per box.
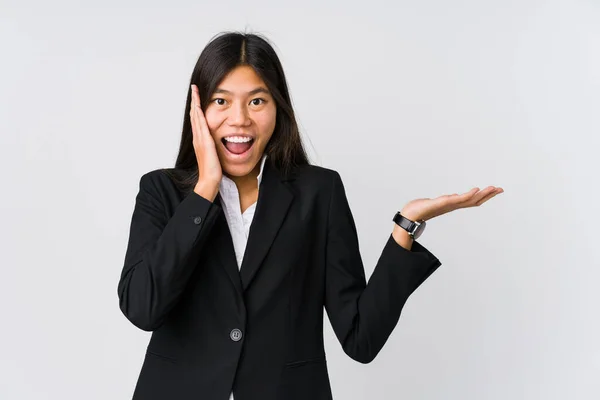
[222, 160, 259, 179]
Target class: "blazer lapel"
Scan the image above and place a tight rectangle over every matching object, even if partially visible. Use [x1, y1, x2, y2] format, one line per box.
[212, 196, 244, 294]
[239, 160, 294, 291]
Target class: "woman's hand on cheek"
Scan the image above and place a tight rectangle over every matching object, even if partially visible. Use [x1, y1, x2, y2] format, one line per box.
[190, 84, 222, 201]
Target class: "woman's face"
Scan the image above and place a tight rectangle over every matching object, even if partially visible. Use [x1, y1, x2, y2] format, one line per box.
[204, 65, 277, 179]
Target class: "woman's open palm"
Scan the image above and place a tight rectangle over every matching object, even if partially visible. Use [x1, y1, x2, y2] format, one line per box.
[402, 186, 504, 221]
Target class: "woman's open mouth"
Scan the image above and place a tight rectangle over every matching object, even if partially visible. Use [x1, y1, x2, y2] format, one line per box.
[222, 136, 255, 157]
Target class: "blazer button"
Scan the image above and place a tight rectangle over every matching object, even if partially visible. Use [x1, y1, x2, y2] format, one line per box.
[230, 328, 243, 342]
[193, 216, 202, 225]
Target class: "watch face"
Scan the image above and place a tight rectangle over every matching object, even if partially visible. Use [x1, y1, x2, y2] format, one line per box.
[413, 220, 426, 240]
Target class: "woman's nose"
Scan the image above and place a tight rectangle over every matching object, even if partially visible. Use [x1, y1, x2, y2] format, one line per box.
[228, 103, 251, 126]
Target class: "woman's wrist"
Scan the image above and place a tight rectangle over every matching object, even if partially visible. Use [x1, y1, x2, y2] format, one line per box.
[392, 224, 413, 251]
[194, 180, 219, 202]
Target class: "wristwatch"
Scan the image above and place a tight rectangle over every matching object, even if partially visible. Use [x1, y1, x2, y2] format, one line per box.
[393, 212, 426, 240]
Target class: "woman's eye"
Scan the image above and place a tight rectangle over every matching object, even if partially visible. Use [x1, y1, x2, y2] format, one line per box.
[210, 98, 265, 107]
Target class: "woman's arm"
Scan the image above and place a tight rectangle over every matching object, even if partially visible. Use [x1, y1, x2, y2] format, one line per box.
[391, 224, 414, 251]
[324, 170, 442, 364]
[117, 171, 221, 331]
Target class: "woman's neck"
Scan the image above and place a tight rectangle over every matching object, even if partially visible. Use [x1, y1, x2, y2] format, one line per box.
[230, 172, 258, 196]
[225, 162, 262, 211]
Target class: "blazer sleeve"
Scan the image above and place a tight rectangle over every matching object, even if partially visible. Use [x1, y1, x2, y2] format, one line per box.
[324, 170, 442, 364]
[117, 171, 222, 331]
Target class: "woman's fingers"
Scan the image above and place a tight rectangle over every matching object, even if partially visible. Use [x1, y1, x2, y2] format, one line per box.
[190, 85, 211, 142]
[192, 85, 212, 139]
[189, 85, 199, 143]
[191, 84, 202, 111]
[434, 186, 502, 213]
[454, 186, 502, 208]
[189, 84, 222, 184]
[468, 186, 499, 206]
[475, 187, 503, 206]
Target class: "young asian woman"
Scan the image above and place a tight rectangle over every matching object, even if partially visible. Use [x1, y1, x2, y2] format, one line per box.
[117, 31, 503, 400]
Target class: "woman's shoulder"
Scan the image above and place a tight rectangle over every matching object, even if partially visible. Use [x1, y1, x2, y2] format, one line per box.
[135, 167, 191, 197]
[290, 163, 343, 189]
[137, 167, 176, 185]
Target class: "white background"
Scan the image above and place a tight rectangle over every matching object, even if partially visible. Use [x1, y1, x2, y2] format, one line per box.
[1, 0, 598, 398]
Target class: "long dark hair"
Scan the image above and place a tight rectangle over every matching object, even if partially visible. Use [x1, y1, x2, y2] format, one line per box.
[163, 31, 310, 195]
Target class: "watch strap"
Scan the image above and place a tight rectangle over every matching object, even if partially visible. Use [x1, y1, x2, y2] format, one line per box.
[393, 212, 416, 236]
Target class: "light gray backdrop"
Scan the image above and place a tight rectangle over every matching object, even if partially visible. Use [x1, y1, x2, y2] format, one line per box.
[1, 0, 598, 399]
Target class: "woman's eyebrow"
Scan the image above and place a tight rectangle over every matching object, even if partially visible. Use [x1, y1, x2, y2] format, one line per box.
[213, 87, 270, 96]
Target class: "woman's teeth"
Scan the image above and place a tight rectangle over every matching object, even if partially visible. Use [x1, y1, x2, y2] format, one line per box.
[224, 136, 252, 143]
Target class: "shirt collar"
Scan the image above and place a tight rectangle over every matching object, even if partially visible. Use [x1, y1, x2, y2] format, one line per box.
[219, 153, 268, 196]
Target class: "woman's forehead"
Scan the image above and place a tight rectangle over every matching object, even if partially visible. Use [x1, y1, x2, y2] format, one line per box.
[216, 66, 270, 95]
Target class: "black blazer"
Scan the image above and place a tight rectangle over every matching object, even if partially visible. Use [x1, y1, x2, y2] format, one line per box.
[117, 158, 442, 400]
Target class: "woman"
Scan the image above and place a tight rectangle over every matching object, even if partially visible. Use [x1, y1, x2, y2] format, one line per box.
[117, 31, 503, 400]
